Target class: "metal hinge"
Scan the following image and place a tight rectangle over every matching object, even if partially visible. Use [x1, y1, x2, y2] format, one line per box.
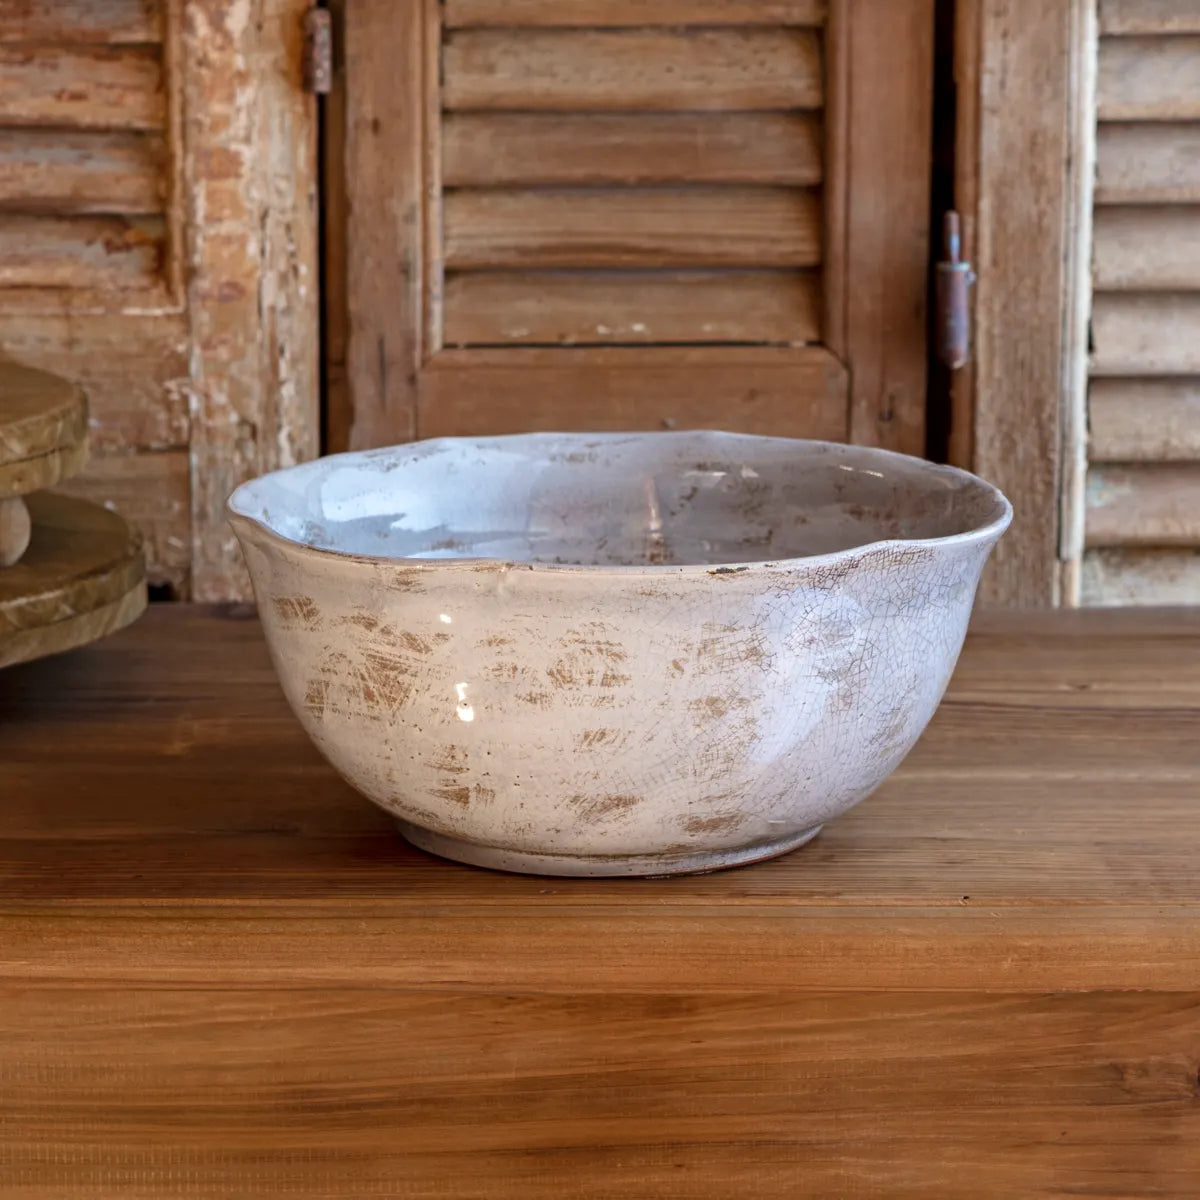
[303, 7, 333, 94]
[935, 211, 975, 370]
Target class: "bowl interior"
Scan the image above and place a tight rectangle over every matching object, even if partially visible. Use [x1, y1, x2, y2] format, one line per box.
[230, 432, 1009, 568]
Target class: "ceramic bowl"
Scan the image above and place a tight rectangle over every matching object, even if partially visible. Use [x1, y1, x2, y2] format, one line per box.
[228, 432, 1011, 876]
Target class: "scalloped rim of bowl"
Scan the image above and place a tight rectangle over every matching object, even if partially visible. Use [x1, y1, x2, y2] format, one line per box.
[227, 432, 1013, 577]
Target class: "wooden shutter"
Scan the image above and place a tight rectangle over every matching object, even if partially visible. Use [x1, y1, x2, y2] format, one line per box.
[1081, 1, 1200, 602]
[0, 0, 318, 600]
[327, 0, 933, 455]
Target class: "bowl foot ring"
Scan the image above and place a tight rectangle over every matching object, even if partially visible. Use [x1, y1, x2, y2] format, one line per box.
[394, 821, 823, 878]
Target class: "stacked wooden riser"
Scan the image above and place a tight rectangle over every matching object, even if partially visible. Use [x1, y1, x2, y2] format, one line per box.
[0, 364, 145, 668]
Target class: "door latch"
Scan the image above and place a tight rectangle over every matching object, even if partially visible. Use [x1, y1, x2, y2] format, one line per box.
[935, 212, 975, 370]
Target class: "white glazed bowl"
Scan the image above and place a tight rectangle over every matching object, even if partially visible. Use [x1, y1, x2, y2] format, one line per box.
[229, 432, 1011, 876]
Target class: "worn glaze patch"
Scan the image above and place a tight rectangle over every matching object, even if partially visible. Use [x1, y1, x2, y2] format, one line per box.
[229, 431, 1011, 877]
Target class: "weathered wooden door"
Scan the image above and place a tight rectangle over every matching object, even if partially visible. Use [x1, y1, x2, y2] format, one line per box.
[0, 0, 319, 601]
[327, 0, 934, 457]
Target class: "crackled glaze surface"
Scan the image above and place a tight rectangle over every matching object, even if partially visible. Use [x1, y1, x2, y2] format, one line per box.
[229, 432, 1011, 876]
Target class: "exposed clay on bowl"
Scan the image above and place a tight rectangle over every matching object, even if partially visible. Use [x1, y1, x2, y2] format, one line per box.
[229, 431, 1011, 877]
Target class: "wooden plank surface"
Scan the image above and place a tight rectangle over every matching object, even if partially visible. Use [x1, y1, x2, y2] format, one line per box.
[444, 0, 828, 25]
[442, 112, 823, 187]
[443, 270, 820, 346]
[1089, 378, 1200, 462]
[1, 607, 1200, 966]
[3, 606, 1200, 1195]
[0, 128, 163, 213]
[1100, 0, 1200, 34]
[1086, 463, 1200, 546]
[0, 0, 162, 43]
[1091, 293, 1200, 374]
[1, 987, 1197, 1199]
[1096, 122, 1200, 203]
[443, 29, 823, 111]
[0, 44, 164, 130]
[443, 187, 821, 270]
[0, 214, 163, 288]
[1093, 205, 1200, 289]
[1098, 35, 1200, 120]
[419, 346, 847, 438]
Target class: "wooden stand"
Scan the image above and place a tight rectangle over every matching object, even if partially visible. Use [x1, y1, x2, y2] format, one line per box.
[0, 363, 146, 667]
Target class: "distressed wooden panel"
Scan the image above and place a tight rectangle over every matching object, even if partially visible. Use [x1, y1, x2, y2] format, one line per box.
[445, 0, 827, 25]
[0, 312, 190, 452]
[1093, 205, 1200, 290]
[1089, 379, 1200, 462]
[0, 45, 165, 130]
[420, 347, 847, 440]
[443, 270, 820, 346]
[1099, 0, 1200, 35]
[0, 129, 163, 213]
[1098, 36, 1200, 121]
[1091, 294, 1200, 375]
[443, 29, 823, 112]
[0, 0, 162, 43]
[442, 112, 823, 187]
[0, 214, 163, 288]
[1096, 123, 1200, 203]
[1081, 548, 1200, 604]
[1086, 463, 1200, 546]
[59, 449, 190, 591]
[444, 188, 821, 270]
[181, 0, 319, 600]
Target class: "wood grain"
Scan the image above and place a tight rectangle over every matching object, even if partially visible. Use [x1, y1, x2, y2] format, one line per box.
[1097, 122, 1200, 203]
[3, 607, 1200, 1195]
[419, 346, 847, 439]
[0, 988, 1197, 1199]
[1093, 205, 1200, 290]
[444, 0, 827, 25]
[1086, 463, 1200, 547]
[443, 270, 820, 346]
[0, 491, 144, 664]
[1100, 0, 1200, 35]
[1091, 293, 1200, 375]
[59, 449, 189, 592]
[0, 363, 88, 497]
[443, 187, 822, 271]
[1089, 378, 1200, 462]
[1081, 548, 1200, 604]
[180, 0, 319, 600]
[326, 0, 423, 451]
[0, 128, 164, 213]
[442, 28, 823, 111]
[442, 112, 823, 187]
[0, 312, 190, 454]
[1098, 35, 1200, 121]
[0, 44, 164, 130]
[0, 213, 163, 289]
[838, 0, 933, 456]
[972, 0, 1077, 605]
[0, 0, 162, 43]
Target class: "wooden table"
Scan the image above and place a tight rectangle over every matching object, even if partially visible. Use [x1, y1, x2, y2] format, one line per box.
[2, 606, 1198, 1198]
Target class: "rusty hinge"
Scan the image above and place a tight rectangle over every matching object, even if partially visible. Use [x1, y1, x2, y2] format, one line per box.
[303, 7, 332, 94]
[935, 211, 975, 370]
